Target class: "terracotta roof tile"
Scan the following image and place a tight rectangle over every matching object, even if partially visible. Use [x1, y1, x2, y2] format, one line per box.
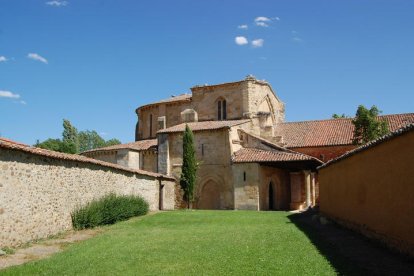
[277, 113, 414, 148]
[232, 148, 322, 164]
[0, 139, 174, 180]
[158, 119, 251, 134]
[81, 139, 157, 154]
[0, 137, 29, 147]
[137, 94, 192, 110]
[318, 123, 414, 170]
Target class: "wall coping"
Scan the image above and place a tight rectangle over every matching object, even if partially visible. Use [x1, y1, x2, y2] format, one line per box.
[0, 139, 175, 181]
[318, 123, 414, 170]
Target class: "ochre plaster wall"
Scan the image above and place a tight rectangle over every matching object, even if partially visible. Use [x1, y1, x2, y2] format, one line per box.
[319, 131, 414, 256]
[0, 148, 175, 247]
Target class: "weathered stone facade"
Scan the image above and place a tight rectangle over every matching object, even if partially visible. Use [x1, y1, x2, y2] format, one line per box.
[0, 144, 174, 247]
[135, 76, 321, 211]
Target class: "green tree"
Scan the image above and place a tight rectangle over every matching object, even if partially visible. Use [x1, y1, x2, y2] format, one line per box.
[78, 130, 106, 152]
[180, 125, 197, 209]
[62, 119, 79, 153]
[104, 138, 122, 147]
[35, 138, 64, 152]
[35, 119, 121, 154]
[352, 105, 389, 145]
[332, 113, 348, 119]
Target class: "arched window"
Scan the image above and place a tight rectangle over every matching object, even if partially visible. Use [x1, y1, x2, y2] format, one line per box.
[217, 99, 227, 120]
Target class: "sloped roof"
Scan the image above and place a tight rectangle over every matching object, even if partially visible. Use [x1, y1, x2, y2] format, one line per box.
[277, 113, 414, 148]
[0, 139, 174, 180]
[232, 148, 322, 164]
[158, 120, 251, 134]
[137, 94, 192, 111]
[0, 137, 29, 147]
[318, 123, 414, 170]
[81, 139, 157, 155]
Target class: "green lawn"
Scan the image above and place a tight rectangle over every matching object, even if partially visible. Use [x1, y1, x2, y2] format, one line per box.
[3, 211, 337, 275]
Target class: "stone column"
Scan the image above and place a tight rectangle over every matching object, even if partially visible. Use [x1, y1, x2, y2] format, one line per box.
[289, 172, 302, 210]
[304, 170, 311, 208]
[311, 172, 316, 206]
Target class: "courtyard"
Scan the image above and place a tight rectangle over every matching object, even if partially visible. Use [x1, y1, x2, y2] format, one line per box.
[2, 211, 413, 275]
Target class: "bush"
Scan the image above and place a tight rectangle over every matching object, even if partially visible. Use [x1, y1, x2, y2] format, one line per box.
[71, 193, 149, 230]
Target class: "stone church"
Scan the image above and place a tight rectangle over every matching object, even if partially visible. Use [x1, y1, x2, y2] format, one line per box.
[82, 76, 414, 211]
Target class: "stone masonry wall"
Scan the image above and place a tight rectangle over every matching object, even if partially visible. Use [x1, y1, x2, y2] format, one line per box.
[0, 147, 175, 247]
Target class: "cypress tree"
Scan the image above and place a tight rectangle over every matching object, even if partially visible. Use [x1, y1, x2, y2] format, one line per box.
[180, 124, 197, 209]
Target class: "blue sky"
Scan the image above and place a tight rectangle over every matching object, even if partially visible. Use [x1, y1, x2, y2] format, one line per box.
[1, 0, 413, 145]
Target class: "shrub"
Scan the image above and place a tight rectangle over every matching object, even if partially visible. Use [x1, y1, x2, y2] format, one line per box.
[71, 193, 149, 230]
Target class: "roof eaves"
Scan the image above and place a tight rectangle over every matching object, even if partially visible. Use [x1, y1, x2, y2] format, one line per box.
[318, 123, 414, 170]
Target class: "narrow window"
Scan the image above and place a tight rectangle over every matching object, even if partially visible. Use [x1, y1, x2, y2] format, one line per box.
[201, 144, 204, 156]
[149, 114, 153, 137]
[243, 171, 246, 181]
[222, 100, 227, 120]
[217, 101, 222, 120]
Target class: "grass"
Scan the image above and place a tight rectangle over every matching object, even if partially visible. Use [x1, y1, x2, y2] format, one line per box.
[2, 211, 337, 275]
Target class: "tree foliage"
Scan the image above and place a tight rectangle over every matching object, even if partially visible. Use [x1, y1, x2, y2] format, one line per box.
[35, 119, 121, 154]
[180, 125, 197, 209]
[352, 105, 389, 145]
[62, 119, 79, 153]
[332, 113, 348, 119]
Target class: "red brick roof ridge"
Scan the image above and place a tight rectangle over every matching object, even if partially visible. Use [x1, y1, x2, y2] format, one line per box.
[136, 93, 192, 112]
[80, 139, 157, 154]
[232, 147, 323, 163]
[277, 113, 414, 148]
[318, 123, 414, 170]
[0, 139, 174, 180]
[158, 119, 251, 134]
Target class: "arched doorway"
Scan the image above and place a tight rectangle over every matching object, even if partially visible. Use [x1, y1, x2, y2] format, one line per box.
[198, 180, 221, 210]
[269, 182, 275, 210]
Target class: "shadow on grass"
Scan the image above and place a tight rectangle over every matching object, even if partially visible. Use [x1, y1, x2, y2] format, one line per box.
[288, 209, 414, 276]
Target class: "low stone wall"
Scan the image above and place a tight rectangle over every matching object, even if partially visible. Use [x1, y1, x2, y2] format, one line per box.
[0, 143, 175, 247]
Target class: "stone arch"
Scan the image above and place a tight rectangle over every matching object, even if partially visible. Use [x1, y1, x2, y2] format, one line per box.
[196, 174, 224, 210]
[259, 176, 282, 211]
[257, 95, 276, 124]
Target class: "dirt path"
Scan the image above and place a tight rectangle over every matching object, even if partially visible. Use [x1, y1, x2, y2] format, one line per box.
[0, 229, 101, 270]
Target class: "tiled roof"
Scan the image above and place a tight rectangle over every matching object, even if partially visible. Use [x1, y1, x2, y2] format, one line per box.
[81, 139, 157, 154]
[277, 113, 414, 148]
[318, 123, 414, 170]
[158, 119, 251, 134]
[232, 148, 322, 164]
[0, 139, 174, 180]
[137, 94, 192, 110]
[0, 137, 29, 147]
[239, 130, 286, 151]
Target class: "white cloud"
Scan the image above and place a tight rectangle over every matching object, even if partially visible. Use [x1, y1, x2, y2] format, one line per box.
[235, 36, 248, 45]
[20, 100, 27, 105]
[256, 22, 269, 27]
[273, 17, 281, 21]
[0, 90, 20, 99]
[0, 56, 7, 62]
[293, 37, 303, 43]
[45, 0, 68, 6]
[255, 16, 271, 22]
[27, 53, 48, 64]
[238, 24, 248, 29]
[251, 39, 264, 48]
